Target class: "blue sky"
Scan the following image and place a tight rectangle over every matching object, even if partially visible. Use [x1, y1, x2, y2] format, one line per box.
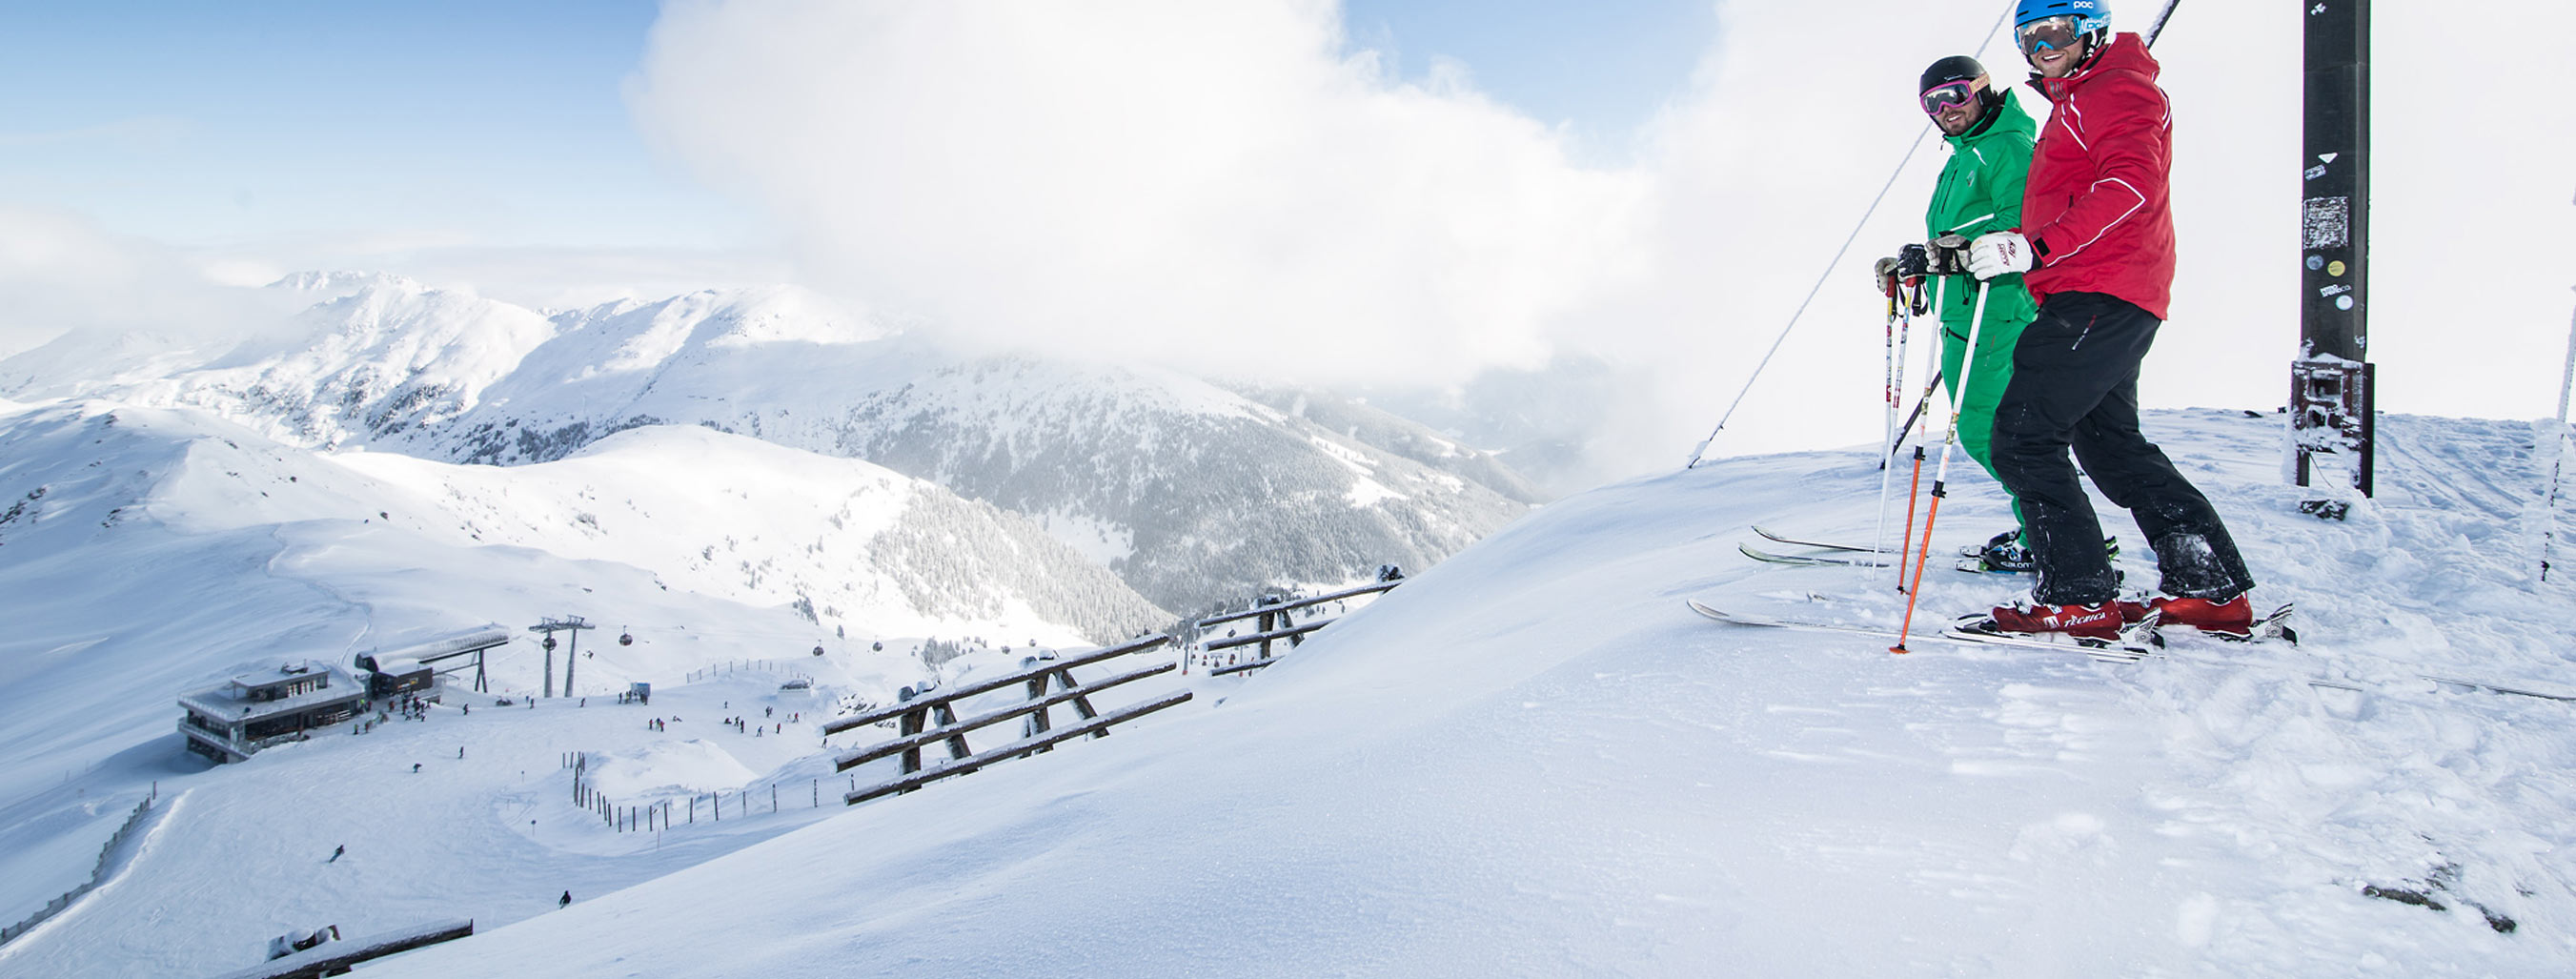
[0, 1, 739, 251]
[1343, 0, 1714, 154]
[0, 1, 1712, 256]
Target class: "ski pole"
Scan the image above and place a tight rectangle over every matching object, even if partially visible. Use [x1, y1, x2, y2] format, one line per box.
[1893, 275, 1917, 453]
[1874, 270, 1905, 556]
[1883, 271, 1900, 450]
[2545, 284, 2576, 581]
[1896, 444, 1926, 593]
[1893, 279, 1992, 652]
[1889, 275, 1939, 589]
[1884, 369, 1945, 466]
[1887, 274, 1951, 589]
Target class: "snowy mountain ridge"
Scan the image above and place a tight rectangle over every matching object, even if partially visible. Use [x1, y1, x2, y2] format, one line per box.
[0, 275, 1540, 613]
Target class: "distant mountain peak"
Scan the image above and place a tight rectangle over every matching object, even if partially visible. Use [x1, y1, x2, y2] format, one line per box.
[266, 270, 426, 300]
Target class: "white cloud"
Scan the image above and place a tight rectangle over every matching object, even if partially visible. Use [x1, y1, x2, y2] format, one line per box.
[628, 0, 1650, 389]
[0, 205, 298, 358]
[633, 0, 2576, 482]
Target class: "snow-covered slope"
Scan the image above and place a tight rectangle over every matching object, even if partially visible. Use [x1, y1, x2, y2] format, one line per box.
[0, 393, 1183, 971]
[0, 397, 1163, 832]
[0, 280, 1541, 613]
[329, 424, 1166, 643]
[261, 409, 2570, 977]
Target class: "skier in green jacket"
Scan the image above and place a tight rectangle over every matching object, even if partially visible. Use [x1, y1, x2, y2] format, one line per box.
[1901, 55, 2042, 571]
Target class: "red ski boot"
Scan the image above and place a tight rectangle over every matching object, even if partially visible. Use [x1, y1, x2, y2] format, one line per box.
[1983, 601, 2124, 641]
[2150, 594, 2254, 638]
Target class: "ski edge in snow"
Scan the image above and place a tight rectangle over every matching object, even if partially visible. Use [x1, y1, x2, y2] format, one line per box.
[1738, 543, 1895, 568]
[1686, 599, 2149, 663]
[1751, 525, 1895, 555]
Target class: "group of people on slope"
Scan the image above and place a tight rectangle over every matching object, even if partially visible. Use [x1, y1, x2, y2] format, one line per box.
[1885, 0, 2256, 639]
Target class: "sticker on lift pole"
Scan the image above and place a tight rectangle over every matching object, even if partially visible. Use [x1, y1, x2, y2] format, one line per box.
[2302, 197, 2351, 250]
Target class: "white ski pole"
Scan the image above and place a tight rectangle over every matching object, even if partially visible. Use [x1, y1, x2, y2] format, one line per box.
[2544, 285, 2576, 581]
[1874, 275, 1908, 558]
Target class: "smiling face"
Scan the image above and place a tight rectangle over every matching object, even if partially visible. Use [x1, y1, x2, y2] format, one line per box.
[2028, 35, 2088, 77]
[1932, 93, 1982, 136]
[1919, 78, 1986, 136]
[2017, 16, 2091, 79]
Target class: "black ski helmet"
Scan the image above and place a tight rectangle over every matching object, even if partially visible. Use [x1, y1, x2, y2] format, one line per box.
[1918, 55, 2002, 114]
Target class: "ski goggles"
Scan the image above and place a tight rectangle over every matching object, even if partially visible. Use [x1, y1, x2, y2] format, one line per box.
[1919, 80, 1979, 115]
[2016, 15, 2084, 56]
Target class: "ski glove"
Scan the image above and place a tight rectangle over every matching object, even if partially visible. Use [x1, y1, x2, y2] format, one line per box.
[1872, 256, 1900, 298]
[1966, 231, 2035, 280]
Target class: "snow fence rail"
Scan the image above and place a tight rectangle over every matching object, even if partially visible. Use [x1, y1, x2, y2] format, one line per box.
[200, 918, 474, 979]
[1186, 579, 1403, 676]
[821, 634, 1187, 804]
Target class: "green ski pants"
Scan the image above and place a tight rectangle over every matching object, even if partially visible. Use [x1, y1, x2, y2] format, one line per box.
[1939, 307, 2032, 536]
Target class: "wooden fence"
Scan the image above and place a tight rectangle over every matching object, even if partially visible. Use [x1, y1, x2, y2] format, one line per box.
[565, 750, 900, 835]
[1187, 579, 1401, 676]
[1, 785, 158, 947]
[822, 634, 1187, 804]
[683, 659, 812, 685]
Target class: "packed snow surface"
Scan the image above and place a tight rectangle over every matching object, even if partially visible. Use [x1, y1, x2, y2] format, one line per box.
[4, 408, 2572, 976]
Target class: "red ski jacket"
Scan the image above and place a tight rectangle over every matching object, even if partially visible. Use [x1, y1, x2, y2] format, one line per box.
[2019, 33, 2176, 319]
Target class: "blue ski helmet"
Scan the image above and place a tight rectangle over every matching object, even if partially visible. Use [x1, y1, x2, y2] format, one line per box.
[2014, 0, 2110, 40]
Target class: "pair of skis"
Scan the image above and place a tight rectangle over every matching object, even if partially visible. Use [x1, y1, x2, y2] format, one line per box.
[1737, 525, 1995, 574]
[1689, 598, 2576, 704]
[1687, 598, 2196, 663]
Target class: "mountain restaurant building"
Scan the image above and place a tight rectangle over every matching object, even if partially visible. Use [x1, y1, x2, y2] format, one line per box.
[179, 661, 367, 764]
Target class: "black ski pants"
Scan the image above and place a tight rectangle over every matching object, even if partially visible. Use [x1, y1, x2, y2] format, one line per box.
[1989, 291, 2254, 605]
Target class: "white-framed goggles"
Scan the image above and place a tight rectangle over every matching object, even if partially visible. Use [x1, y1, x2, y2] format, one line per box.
[2017, 15, 2085, 56]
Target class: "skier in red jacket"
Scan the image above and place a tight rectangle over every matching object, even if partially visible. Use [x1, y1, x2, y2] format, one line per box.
[1961, 0, 2255, 639]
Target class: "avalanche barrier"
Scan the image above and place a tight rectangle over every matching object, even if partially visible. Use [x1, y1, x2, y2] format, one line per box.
[822, 634, 1187, 804]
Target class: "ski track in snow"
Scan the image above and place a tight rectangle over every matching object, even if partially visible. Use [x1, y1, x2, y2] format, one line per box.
[3, 407, 2573, 975]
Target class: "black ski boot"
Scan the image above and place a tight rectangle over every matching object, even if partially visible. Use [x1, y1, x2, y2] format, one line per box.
[1959, 531, 2117, 574]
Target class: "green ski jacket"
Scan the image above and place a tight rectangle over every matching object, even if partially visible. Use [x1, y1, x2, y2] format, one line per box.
[1925, 88, 2039, 338]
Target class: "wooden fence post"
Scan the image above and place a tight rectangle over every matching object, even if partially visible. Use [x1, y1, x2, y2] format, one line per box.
[899, 707, 927, 775]
[1025, 672, 1054, 752]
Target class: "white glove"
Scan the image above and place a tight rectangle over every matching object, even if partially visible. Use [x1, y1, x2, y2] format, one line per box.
[1966, 231, 2035, 280]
